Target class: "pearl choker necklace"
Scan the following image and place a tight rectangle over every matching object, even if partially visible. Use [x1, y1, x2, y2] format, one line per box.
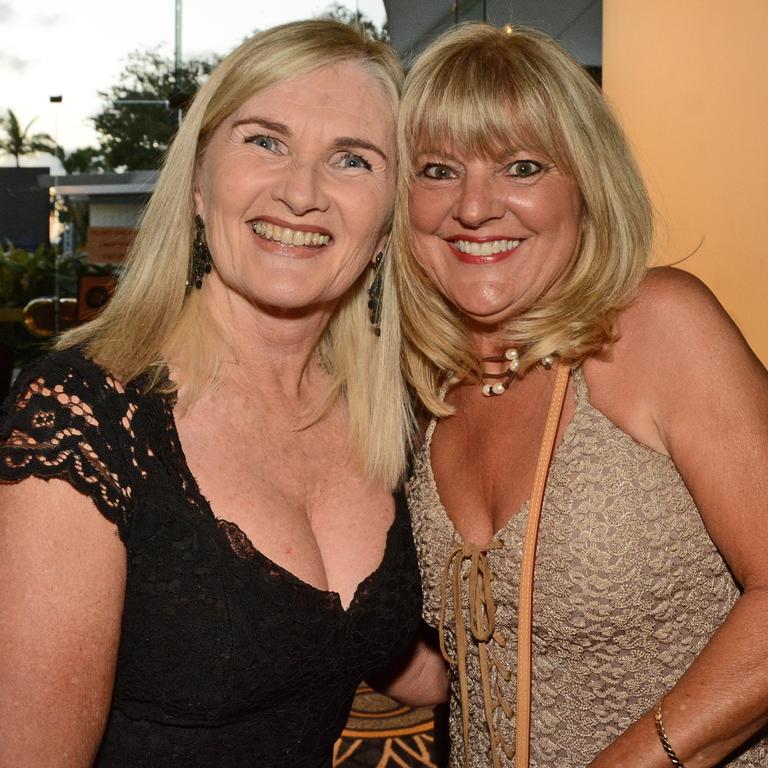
[481, 348, 555, 397]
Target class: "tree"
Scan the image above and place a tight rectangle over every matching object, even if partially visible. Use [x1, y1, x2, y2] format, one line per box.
[92, 8, 386, 172]
[320, 2, 389, 41]
[0, 109, 57, 167]
[55, 145, 106, 174]
[93, 49, 219, 171]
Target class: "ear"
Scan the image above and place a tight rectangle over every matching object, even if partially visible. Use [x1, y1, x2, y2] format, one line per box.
[192, 164, 205, 219]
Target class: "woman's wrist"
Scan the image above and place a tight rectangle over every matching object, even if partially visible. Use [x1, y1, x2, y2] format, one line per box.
[654, 698, 686, 767]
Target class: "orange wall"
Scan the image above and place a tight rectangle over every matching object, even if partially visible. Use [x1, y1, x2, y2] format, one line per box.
[603, 0, 768, 364]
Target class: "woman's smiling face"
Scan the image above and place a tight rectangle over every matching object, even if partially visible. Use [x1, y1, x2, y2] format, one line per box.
[194, 60, 396, 314]
[408, 143, 583, 326]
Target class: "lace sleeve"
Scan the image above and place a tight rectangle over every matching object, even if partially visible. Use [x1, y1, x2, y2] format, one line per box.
[0, 351, 134, 538]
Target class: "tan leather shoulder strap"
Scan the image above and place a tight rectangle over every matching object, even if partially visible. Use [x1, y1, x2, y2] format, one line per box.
[515, 362, 570, 767]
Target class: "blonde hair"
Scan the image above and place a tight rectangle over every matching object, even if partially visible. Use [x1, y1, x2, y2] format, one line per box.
[393, 23, 653, 416]
[59, 19, 410, 486]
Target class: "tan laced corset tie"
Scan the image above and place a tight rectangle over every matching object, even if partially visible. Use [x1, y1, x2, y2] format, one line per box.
[439, 539, 509, 767]
[437, 363, 571, 768]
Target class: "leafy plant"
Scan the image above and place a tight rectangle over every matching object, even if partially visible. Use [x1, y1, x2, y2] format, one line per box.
[93, 49, 219, 171]
[0, 244, 118, 366]
[0, 109, 57, 167]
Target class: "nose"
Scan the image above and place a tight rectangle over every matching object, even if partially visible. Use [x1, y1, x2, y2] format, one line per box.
[271, 159, 329, 215]
[453, 173, 505, 228]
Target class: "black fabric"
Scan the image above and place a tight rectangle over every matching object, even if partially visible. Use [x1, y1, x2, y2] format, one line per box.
[0, 347, 422, 767]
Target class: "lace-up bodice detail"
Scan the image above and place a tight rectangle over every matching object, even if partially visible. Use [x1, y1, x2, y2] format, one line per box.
[409, 367, 767, 767]
[0, 348, 422, 767]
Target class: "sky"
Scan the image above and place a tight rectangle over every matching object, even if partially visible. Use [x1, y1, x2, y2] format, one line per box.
[0, 0, 386, 168]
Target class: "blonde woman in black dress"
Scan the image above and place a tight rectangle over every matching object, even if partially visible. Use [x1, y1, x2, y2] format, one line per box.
[0, 20, 420, 767]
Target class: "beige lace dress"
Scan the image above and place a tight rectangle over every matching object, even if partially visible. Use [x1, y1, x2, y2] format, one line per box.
[409, 367, 767, 767]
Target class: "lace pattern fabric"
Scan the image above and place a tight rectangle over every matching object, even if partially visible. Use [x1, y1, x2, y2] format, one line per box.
[0, 348, 423, 767]
[409, 367, 768, 767]
[0, 356, 134, 532]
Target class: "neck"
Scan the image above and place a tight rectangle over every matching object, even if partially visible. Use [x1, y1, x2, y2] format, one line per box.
[175, 274, 339, 409]
[467, 321, 515, 360]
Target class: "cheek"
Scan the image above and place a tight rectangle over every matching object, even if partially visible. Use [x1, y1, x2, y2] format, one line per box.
[411, 232, 445, 287]
[542, 184, 583, 237]
[339, 181, 393, 243]
[409, 187, 447, 236]
[198, 151, 264, 219]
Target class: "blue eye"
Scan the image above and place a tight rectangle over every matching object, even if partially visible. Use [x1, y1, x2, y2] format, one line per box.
[338, 153, 372, 171]
[247, 134, 282, 153]
[421, 163, 456, 180]
[508, 160, 543, 177]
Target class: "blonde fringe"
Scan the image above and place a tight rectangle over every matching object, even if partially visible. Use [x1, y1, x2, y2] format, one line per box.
[393, 23, 653, 417]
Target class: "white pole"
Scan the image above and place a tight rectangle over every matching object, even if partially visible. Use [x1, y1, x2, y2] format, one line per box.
[175, 0, 182, 74]
[175, 0, 183, 126]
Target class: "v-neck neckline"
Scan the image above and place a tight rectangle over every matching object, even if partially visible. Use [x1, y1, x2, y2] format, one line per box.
[421, 373, 581, 548]
[157, 390, 399, 614]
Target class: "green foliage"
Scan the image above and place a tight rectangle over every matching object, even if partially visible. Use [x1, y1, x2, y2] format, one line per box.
[91, 7, 385, 172]
[0, 244, 58, 308]
[55, 145, 106, 174]
[0, 244, 117, 365]
[0, 243, 116, 307]
[93, 49, 219, 171]
[320, 2, 389, 41]
[0, 109, 57, 167]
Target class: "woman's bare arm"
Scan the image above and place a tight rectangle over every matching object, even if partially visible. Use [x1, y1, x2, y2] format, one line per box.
[0, 477, 126, 768]
[587, 268, 768, 767]
[368, 622, 449, 706]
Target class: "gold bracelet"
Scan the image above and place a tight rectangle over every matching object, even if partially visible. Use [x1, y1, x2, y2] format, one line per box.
[654, 699, 686, 768]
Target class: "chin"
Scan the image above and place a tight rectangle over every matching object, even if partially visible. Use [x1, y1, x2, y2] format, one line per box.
[448, 293, 521, 326]
[234, 275, 320, 307]
[253, 298, 325, 318]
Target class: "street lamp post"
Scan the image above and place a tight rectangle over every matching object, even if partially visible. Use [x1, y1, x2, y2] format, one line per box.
[175, 0, 182, 74]
[49, 94, 63, 334]
[175, 0, 183, 126]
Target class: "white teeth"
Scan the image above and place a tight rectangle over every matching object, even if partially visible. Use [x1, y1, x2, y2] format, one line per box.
[452, 238, 521, 256]
[251, 220, 330, 247]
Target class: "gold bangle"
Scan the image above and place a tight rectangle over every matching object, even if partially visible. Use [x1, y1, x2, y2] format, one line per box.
[654, 699, 686, 768]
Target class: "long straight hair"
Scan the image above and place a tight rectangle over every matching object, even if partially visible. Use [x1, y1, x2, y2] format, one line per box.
[59, 20, 411, 487]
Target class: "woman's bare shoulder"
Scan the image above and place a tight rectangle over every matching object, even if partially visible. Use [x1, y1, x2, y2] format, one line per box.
[607, 266, 756, 371]
[621, 266, 727, 335]
[583, 267, 766, 455]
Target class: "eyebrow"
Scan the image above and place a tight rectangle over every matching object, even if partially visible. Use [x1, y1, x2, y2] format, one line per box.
[232, 116, 289, 134]
[231, 116, 388, 162]
[332, 137, 388, 162]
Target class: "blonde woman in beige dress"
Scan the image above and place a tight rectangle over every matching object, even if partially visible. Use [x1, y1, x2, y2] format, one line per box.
[383, 22, 768, 768]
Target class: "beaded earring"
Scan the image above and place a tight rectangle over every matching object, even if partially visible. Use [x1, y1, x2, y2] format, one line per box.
[367, 251, 384, 336]
[186, 215, 213, 291]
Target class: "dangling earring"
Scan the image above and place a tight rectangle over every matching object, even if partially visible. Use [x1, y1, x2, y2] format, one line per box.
[187, 215, 213, 291]
[367, 251, 384, 337]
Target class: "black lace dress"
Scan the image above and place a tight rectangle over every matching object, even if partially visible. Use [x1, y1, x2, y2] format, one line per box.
[0, 348, 422, 767]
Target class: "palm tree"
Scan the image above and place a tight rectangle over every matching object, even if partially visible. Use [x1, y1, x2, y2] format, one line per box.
[0, 109, 56, 167]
